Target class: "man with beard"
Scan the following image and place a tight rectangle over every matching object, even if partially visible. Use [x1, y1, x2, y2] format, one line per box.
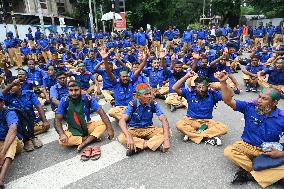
[163, 60, 188, 112]
[71, 62, 100, 96]
[50, 72, 69, 111]
[17, 70, 33, 90]
[258, 57, 284, 94]
[55, 80, 114, 153]
[99, 49, 148, 120]
[2, 80, 50, 151]
[173, 72, 228, 145]
[118, 83, 170, 156]
[215, 71, 284, 188]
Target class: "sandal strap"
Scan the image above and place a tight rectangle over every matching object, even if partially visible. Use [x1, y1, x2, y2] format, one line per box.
[81, 147, 92, 156]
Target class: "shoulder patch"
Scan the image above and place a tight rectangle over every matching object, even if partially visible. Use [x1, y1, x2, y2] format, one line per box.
[249, 99, 257, 105]
[129, 101, 134, 106]
[85, 71, 91, 75]
[279, 110, 284, 116]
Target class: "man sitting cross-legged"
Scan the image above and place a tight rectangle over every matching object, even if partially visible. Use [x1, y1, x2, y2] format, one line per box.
[173, 71, 228, 145]
[215, 71, 284, 188]
[55, 80, 114, 155]
[118, 83, 171, 156]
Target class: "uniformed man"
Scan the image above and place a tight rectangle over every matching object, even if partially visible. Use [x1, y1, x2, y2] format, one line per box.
[50, 72, 69, 111]
[0, 94, 23, 187]
[99, 49, 147, 120]
[258, 57, 284, 93]
[2, 80, 50, 151]
[55, 80, 114, 152]
[215, 71, 284, 188]
[174, 72, 228, 145]
[118, 83, 170, 156]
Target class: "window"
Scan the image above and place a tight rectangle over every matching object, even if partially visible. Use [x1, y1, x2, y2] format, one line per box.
[40, 0, 47, 9]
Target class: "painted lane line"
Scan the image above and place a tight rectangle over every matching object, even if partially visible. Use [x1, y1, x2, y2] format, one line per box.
[6, 141, 127, 189]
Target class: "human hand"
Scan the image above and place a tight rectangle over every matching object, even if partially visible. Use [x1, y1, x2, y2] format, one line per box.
[264, 148, 284, 159]
[59, 134, 68, 143]
[214, 71, 229, 82]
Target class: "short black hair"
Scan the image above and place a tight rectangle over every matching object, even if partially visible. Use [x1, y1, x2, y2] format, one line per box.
[56, 71, 66, 78]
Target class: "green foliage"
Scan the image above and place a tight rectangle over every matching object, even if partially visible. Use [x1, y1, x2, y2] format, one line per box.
[69, 0, 283, 30]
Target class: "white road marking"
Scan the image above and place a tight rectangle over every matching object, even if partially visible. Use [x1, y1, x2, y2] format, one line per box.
[98, 98, 106, 106]
[6, 141, 127, 189]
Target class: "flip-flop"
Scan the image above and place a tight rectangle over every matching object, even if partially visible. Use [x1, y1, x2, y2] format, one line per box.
[80, 146, 92, 161]
[90, 145, 101, 161]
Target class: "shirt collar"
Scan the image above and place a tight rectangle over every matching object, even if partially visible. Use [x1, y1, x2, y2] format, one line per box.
[268, 108, 281, 118]
[136, 99, 151, 108]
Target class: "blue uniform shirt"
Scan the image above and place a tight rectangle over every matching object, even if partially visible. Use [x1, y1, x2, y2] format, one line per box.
[26, 67, 46, 86]
[56, 94, 100, 122]
[264, 67, 284, 85]
[181, 88, 222, 119]
[152, 31, 162, 41]
[124, 99, 163, 128]
[43, 75, 57, 90]
[235, 100, 284, 146]
[21, 80, 33, 90]
[96, 68, 121, 90]
[50, 83, 69, 101]
[163, 69, 187, 93]
[135, 32, 147, 46]
[209, 63, 231, 82]
[4, 90, 40, 121]
[182, 31, 194, 43]
[142, 67, 164, 88]
[84, 58, 99, 74]
[112, 75, 138, 106]
[0, 110, 18, 140]
[245, 64, 264, 74]
[164, 30, 174, 41]
[255, 27, 266, 38]
[38, 38, 49, 51]
[20, 47, 30, 56]
[72, 71, 95, 90]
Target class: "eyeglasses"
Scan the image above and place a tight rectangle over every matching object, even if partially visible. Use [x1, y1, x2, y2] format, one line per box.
[58, 77, 66, 80]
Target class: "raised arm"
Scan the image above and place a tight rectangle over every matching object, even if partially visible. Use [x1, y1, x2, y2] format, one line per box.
[99, 48, 115, 81]
[214, 71, 236, 109]
[134, 52, 149, 77]
[172, 71, 196, 95]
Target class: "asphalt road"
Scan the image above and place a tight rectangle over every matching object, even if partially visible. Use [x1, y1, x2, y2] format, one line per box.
[5, 61, 284, 189]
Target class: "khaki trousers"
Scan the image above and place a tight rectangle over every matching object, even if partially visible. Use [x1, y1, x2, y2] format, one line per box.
[41, 51, 52, 63]
[59, 120, 106, 146]
[118, 126, 166, 151]
[176, 117, 228, 144]
[7, 47, 17, 66]
[108, 106, 126, 120]
[165, 93, 188, 107]
[255, 38, 264, 47]
[209, 79, 236, 90]
[102, 90, 114, 103]
[152, 41, 161, 54]
[0, 138, 23, 160]
[224, 140, 284, 188]
[243, 74, 258, 86]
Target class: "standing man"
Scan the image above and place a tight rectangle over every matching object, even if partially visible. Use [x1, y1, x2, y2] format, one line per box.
[118, 83, 170, 156]
[215, 71, 284, 188]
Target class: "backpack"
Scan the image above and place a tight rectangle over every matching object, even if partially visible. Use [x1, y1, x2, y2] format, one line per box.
[1, 107, 35, 139]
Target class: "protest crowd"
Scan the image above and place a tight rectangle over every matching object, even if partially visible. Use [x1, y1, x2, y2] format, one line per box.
[0, 21, 284, 188]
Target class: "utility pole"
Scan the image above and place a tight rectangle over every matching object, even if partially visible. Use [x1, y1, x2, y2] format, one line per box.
[89, 0, 94, 34]
[36, 0, 45, 33]
[9, 1, 19, 37]
[93, 0, 98, 32]
[202, 0, 206, 26]
[100, 4, 105, 32]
